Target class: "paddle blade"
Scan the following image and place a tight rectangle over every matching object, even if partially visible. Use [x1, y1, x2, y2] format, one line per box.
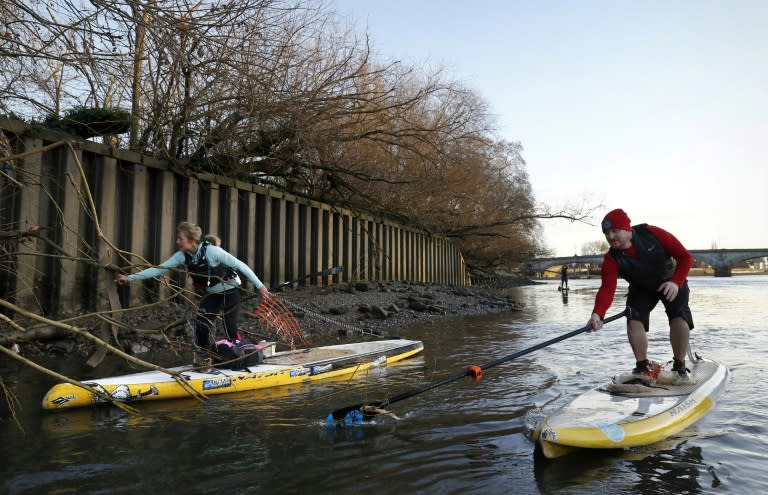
[327, 400, 388, 425]
[326, 409, 365, 426]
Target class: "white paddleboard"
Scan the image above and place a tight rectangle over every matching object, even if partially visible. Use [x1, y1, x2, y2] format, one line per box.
[532, 355, 729, 459]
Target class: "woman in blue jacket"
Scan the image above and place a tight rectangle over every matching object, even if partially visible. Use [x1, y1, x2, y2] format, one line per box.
[115, 221, 270, 363]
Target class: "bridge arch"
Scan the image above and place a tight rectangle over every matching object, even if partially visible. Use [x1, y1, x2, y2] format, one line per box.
[525, 249, 768, 277]
[523, 255, 603, 277]
[689, 249, 768, 277]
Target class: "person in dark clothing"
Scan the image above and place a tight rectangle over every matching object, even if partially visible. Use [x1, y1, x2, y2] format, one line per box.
[560, 265, 569, 290]
[587, 209, 693, 384]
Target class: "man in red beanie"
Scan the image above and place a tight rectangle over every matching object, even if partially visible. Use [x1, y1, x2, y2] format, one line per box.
[588, 208, 694, 384]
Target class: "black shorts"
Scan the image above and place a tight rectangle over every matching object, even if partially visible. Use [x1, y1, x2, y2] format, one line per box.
[626, 282, 694, 332]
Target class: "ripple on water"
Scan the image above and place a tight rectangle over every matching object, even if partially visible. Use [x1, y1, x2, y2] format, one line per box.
[3, 276, 768, 495]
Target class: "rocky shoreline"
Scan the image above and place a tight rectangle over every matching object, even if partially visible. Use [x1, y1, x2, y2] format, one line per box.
[274, 276, 530, 341]
[9, 274, 534, 361]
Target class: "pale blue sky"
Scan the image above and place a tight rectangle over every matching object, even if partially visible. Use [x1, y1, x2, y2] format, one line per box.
[331, 0, 768, 256]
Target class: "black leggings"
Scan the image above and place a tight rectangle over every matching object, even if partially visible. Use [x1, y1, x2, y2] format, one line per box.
[195, 288, 242, 349]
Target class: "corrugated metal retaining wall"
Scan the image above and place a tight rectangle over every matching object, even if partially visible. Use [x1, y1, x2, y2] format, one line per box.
[0, 120, 468, 316]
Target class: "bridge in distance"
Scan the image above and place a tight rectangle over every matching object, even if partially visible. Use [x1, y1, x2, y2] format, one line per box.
[525, 248, 768, 277]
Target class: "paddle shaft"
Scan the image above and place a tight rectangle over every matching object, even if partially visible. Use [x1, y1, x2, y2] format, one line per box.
[479, 309, 626, 371]
[330, 309, 628, 421]
[275, 266, 344, 289]
[241, 266, 345, 305]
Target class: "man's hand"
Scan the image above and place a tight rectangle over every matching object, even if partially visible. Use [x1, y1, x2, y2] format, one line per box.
[114, 273, 128, 285]
[588, 313, 603, 332]
[657, 281, 679, 302]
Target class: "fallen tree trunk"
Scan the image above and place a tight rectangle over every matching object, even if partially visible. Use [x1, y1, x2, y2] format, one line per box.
[1, 325, 68, 344]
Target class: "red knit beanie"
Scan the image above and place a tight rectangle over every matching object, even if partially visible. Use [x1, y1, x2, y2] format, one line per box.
[601, 209, 632, 232]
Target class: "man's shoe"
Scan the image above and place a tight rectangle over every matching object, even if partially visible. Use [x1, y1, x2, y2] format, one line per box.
[671, 358, 691, 385]
[628, 359, 654, 384]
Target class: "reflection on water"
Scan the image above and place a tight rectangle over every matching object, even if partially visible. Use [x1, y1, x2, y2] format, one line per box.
[1, 275, 768, 494]
[533, 438, 707, 495]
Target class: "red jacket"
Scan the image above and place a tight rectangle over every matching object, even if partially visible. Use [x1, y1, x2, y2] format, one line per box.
[592, 225, 693, 318]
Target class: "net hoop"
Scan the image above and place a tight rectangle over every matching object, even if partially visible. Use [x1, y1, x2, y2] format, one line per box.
[244, 296, 309, 349]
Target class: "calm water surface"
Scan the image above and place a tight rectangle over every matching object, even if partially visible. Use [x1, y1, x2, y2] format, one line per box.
[1, 275, 767, 494]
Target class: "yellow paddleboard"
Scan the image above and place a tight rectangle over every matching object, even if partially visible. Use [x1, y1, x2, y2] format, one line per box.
[532, 356, 729, 459]
[42, 339, 423, 411]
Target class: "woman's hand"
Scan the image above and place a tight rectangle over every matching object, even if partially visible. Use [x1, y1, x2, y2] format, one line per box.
[114, 273, 128, 285]
[258, 285, 271, 299]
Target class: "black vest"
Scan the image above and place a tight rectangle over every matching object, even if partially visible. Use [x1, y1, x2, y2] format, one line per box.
[184, 241, 236, 291]
[608, 224, 676, 291]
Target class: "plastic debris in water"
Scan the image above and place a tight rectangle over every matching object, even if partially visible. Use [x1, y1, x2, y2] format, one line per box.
[344, 409, 364, 425]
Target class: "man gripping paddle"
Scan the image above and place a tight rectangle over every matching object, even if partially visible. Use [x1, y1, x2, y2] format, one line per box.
[587, 208, 694, 384]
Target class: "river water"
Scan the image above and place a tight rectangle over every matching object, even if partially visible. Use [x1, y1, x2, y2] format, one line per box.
[1, 275, 766, 494]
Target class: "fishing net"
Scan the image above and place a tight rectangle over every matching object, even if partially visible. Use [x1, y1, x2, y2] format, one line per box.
[244, 296, 310, 349]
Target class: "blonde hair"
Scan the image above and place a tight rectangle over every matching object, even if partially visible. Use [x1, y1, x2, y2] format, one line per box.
[176, 221, 202, 242]
[204, 233, 221, 246]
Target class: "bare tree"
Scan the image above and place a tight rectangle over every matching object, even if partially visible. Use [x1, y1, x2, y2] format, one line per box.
[0, 0, 134, 118]
[580, 240, 609, 256]
[1, 0, 595, 271]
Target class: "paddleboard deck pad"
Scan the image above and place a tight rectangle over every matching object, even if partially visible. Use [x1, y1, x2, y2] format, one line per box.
[532, 356, 729, 459]
[42, 339, 424, 411]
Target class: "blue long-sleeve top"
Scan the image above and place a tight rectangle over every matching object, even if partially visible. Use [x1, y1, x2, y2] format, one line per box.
[126, 243, 264, 294]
